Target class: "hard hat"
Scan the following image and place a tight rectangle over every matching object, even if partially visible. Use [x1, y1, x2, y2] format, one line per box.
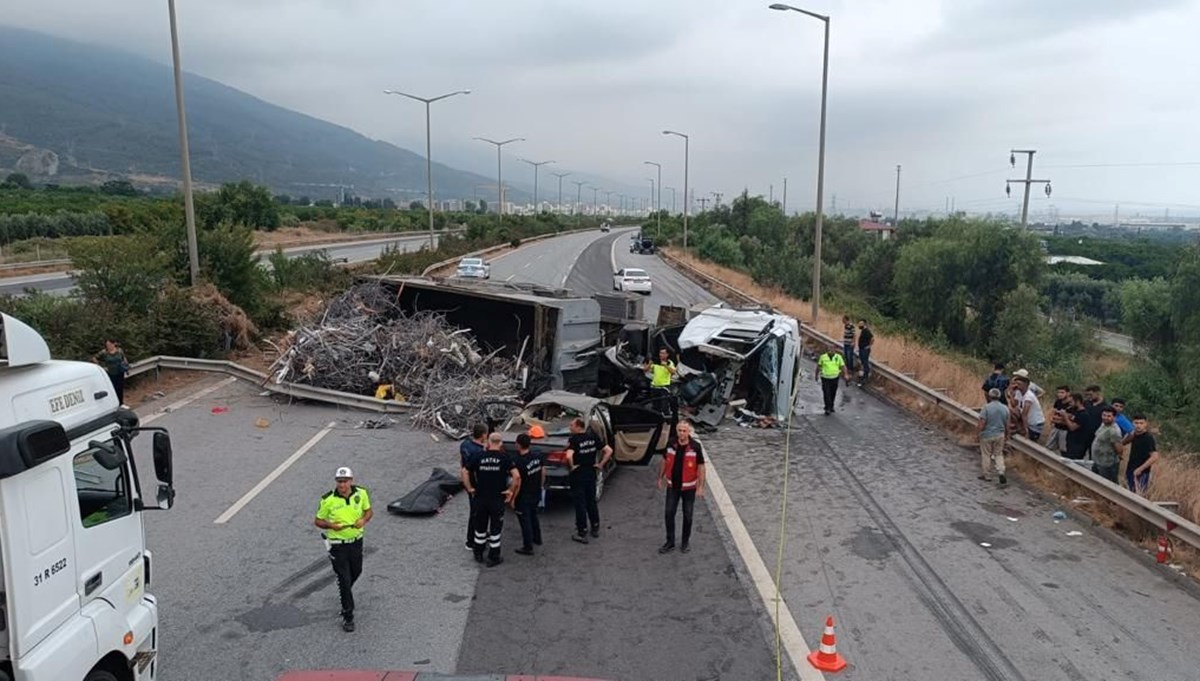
[335, 466, 354, 479]
[528, 424, 546, 439]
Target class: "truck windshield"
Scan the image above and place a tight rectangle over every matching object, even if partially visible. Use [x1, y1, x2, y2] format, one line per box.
[73, 440, 133, 528]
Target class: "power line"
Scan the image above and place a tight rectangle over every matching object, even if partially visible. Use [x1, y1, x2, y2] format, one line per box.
[1041, 161, 1200, 169]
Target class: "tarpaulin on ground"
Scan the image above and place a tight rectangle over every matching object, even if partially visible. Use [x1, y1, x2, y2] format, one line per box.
[386, 467, 463, 515]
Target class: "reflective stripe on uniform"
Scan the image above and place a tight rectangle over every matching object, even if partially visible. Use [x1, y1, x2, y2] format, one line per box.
[818, 353, 844, 379]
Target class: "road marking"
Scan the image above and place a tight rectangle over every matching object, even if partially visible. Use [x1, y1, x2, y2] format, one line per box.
[214, 421, 337, 524]
[140, 377, 237, 425]
[704, 460, 826, 681]
[610, 230, 621, 273]
[559, 230, 601, 288]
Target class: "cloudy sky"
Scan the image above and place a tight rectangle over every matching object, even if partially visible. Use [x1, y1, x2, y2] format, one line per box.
[7, 0, 1200, 219]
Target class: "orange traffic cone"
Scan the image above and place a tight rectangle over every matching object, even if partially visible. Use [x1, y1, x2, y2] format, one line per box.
[807, 616, 849, 673]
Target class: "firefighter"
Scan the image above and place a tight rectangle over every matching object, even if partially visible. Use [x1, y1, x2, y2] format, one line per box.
[314, 467, 373, 632]
[512, 433, 546, 555]
[658, 420, 706, 554]
[565, 416, 612, 543]
[459, 423, 487, 551]
[462, 432, 520, 567]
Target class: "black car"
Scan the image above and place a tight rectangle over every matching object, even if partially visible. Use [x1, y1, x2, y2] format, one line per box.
[630, 237, 655, 254]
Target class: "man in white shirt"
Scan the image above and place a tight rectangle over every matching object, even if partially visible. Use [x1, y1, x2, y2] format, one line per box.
[1012, 375, 1045, 443]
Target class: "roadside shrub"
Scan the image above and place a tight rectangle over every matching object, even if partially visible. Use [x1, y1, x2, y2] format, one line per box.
[67, 235, 174, 311]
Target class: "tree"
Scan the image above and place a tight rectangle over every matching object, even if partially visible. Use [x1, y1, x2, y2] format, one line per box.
[208, 181, 281, 230]
[409, 200, 425, 211]
[477, 200, 487, 214]
[67, 235, 174, 311]
[99, 179, 139, 196]
[990, 284, 1047, 365]
[2, 173, 32, 190]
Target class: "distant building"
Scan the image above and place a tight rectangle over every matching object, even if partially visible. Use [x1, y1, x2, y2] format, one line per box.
[1046, 255, 1103, 266]
[858, 219, 896, 240]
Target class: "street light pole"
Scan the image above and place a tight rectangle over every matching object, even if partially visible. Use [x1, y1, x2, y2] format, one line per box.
[644, 160, 662, 237]
[662, 131, 690, 249]
[551, 171, 571, 214]
[474, 137, 524, 226]
[770, 3, 830, 323]
[667, 186, 676, 214]
[893, 164, 902, 224]
[166, 0, 199, 285]
[384, 88, 470, 249]
[590, 186, 600, 216]
[571, 180, 586, 218]
[520, 159, 554, 213]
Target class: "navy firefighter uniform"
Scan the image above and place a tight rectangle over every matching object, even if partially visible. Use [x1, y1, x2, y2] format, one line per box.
[462, 439, 519, 567]
[513, 433, 545, 555]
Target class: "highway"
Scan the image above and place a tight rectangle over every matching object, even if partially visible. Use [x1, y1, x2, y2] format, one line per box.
[0, 233, 443, 297]
[139, 229, 1200, 681]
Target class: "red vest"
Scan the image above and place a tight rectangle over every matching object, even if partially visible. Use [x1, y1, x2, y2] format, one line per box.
[664, 439, 702, 490]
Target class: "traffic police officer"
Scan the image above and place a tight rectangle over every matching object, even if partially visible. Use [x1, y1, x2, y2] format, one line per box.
[462, 433, 520, 567]
[314, 466, 373, 632]
[645, 347, 677, 389]
[816, 347, 848, 415]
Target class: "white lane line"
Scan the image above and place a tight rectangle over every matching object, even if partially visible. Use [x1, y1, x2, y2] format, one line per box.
[705, 460, 826, 681]
[610, 231, 621, 274]
[140, 377, 237, 425]
[214, 421, 337, 524]
[559, 230, 602, 288]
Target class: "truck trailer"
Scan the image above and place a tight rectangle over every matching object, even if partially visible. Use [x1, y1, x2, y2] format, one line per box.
[0, 314, 176, 681]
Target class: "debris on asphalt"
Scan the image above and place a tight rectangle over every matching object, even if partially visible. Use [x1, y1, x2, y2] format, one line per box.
[1066, 531, 1084, 537]
[980, 542, 993, 548]
[211, 406, 229, 414]
[386, 468, 464, 515]
[270, 282, 531, 436]
[1052, 511, 1067, 521]
[354, 418, 394, 430]
[1070, 497, 1094, 505]
[254, 417, 270, 428]
[1006, 516, 1020, 522]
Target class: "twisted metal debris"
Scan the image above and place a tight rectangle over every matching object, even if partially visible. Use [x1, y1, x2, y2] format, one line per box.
[270, 283, 530, 435]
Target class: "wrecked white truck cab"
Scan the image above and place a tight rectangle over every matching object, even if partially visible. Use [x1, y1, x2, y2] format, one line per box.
[676, 305, 802, 427]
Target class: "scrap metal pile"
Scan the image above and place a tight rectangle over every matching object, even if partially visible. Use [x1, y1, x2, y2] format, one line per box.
[270, 282, 528, 435]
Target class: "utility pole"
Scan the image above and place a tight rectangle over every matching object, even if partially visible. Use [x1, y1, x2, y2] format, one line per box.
[711, 191, 723, 208]
[551, 171, 571, 214]
[605, 190, 615, 215]
[781, 177, 788, 216]
[698, 196, 710, 212]
[520, 159, 554, 213]
[590, 186, 599, 216]
[893, 164, 901, 224]
[167, 0, 200, 285]
[1006, 149, 1051, 228]
[769, 184, 774, 204]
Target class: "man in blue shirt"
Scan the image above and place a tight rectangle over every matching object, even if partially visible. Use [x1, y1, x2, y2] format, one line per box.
[1111, 398, 1134, 436]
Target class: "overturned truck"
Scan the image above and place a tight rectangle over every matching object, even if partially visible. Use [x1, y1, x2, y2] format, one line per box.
[371, 276, 603, 395]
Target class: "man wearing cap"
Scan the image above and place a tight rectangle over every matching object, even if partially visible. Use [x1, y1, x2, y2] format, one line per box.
[314, 467, 373, 632]
[977, 388, 1010, 486]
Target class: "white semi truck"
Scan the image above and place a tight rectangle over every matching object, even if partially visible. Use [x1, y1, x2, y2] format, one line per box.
[0, 313, 175, 681]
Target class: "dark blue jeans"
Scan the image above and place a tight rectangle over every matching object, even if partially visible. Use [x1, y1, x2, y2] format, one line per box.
[515, 498, 542, 548]
[1127, 468, 1151, 494]
[858, 346, 872, 383]
[570, 473, 599, 534]
[842, 343, 856, 372]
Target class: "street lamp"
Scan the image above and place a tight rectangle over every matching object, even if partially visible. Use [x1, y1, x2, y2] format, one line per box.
[644, 160, 662, 237]
[474, 137, 524, 225]
[384, 88, 471, 249]
[571, 180, 586, 218]
[520, 158, 555, 213]
[166, 0, 199, 285]
[551, 171, 571, 214]
[666, 186, 677, 214]
[589, 186, 600, 217]
[662, 130, 690, 249]
[604, 190, 615, 216]
[769, 2, 830, 323]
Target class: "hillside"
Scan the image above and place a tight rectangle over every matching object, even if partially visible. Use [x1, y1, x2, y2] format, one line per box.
[0, 26, 515, 201]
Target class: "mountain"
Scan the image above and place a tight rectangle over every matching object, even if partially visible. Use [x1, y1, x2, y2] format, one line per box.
[0, 26, 518, 202]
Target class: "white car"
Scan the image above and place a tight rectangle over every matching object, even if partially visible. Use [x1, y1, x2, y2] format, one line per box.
[455, 257, 490, 279]
[613, 267, 652, 294]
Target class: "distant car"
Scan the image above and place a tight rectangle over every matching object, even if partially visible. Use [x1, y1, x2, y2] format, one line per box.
[613, 267, 652, 294]
[455, 257, 490, 279]
[497, 391, 668, 501]
[600, 222, 612, 232]
[630, 237, 655, 254]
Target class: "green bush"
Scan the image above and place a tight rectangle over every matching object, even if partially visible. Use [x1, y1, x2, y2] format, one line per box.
[67, 235, 174, 311]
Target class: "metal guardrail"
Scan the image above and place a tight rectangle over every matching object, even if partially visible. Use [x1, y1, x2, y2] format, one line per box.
[0, 258, 72, 272]
[420, 226, 599, 277]
[126, 356, 411, 414]
[659, 250, 1200, 553]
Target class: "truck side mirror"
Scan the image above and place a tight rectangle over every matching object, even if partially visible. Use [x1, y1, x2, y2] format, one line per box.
[156, 483, 175, 510]
[153, 432, 173, 485]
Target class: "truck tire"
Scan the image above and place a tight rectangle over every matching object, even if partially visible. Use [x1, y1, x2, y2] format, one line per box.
[84, 669, 120, 681]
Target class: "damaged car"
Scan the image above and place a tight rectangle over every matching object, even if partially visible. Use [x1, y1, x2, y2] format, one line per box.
[497, 390, 670, 501]
[602, 304, 801, 428]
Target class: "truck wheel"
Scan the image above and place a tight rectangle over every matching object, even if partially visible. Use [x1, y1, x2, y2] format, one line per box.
[594, 471, 606, 502]
[84, 669, 119, 681]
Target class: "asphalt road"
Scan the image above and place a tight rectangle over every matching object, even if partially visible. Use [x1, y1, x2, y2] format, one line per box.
[0, 234, 442, 297]
[138, 229, 1200, 681]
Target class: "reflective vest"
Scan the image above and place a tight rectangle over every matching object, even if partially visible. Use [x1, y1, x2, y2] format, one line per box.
[664, 439, 703, 490]
[818, 352, 845, 379]
[650, 360, 675, 387]
[316, 486, 371, 541]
